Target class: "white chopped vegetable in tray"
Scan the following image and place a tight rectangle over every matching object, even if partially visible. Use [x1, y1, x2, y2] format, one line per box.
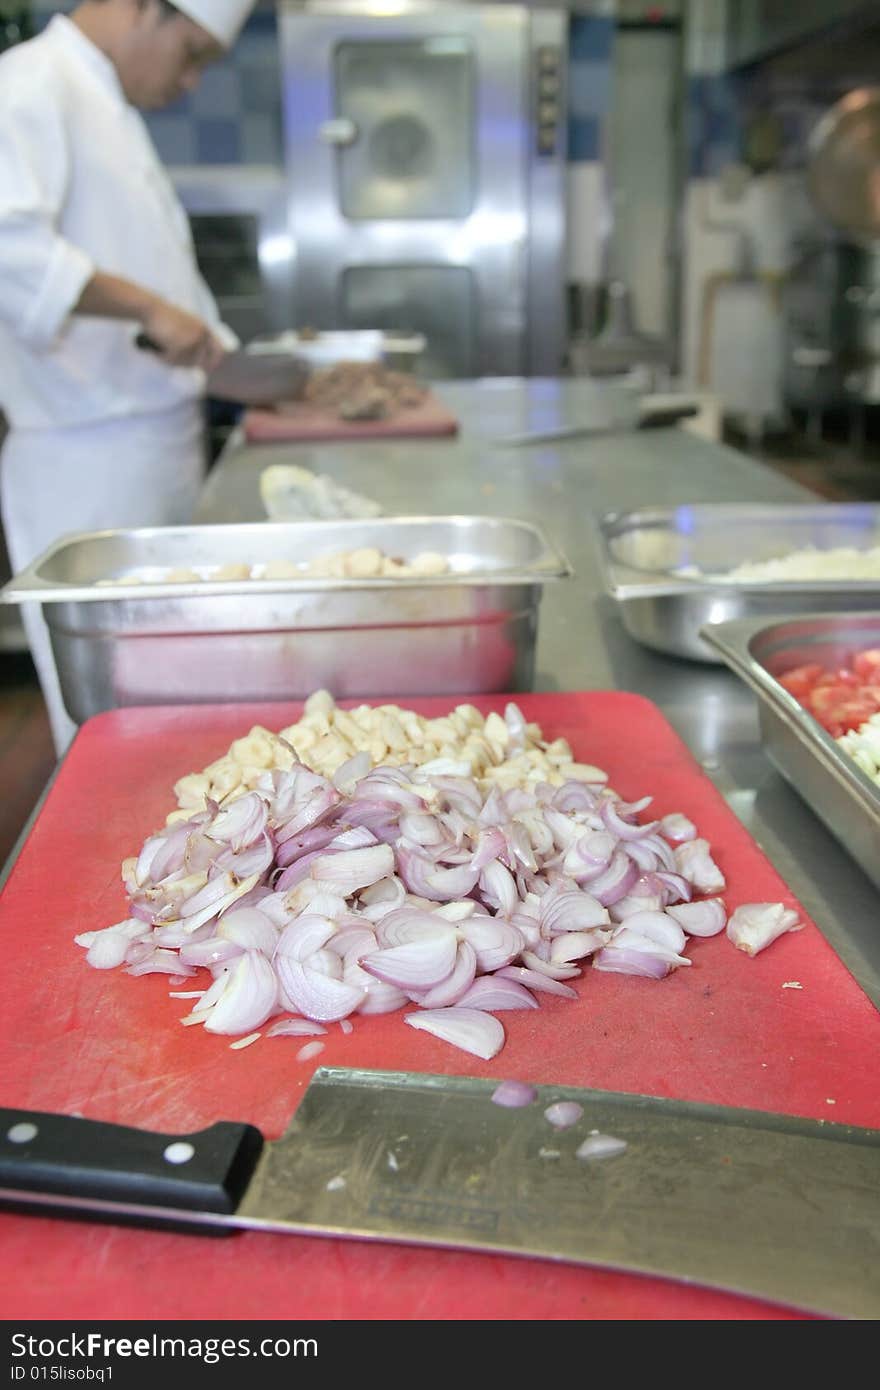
[95, 547, 450, 585]
[679, 542, 880, 583]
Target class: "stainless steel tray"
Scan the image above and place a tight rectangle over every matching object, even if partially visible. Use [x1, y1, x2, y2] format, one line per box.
[597, 503, 880, 663]
[701, 611, 880, 892]
[250, 329, 426, 373]
[1, 516, 570, 722]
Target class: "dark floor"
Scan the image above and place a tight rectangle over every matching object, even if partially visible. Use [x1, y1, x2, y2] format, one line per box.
[0, 651, 56, 870]
[3, 429, 880, 870]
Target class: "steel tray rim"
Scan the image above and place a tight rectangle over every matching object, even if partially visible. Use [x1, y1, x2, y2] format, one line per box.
[0, 515, 573, 605]
[597, 503, 880, 601]
[700, 611, 880, 827]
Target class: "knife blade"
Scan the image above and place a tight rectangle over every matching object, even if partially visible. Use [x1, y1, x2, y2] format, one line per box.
[135, 333, 309, 406]
[496, 403, 700, 448]
[1, 1067, 878, 1319]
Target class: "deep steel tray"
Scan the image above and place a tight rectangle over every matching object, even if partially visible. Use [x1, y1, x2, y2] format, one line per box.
[597, 503, 880, 663]
[1, 516, 570, 721]
[701, 610, 880, 892]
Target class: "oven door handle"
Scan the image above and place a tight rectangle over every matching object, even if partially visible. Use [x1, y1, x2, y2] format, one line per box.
[319, 118, 360, 147]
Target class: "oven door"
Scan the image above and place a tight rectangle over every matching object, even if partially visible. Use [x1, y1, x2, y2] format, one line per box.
[280, 4, 531, 378]
[171, 167, 294, 345]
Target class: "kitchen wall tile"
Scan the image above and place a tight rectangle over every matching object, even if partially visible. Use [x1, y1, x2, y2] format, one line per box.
[195, 118, 241, 166]
[569, 13, 614, 63]
[192, 67, 243, 122]
[148, 113, 198, 167]
[240, 112, 282, 166]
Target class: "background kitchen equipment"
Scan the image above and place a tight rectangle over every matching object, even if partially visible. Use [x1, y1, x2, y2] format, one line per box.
[3, 1067, 878, 1320]
[0, 517, 570, 720]
[170, 166, 294, 347]
[275, 2, 568, 378]
[782, 88, 880, 418]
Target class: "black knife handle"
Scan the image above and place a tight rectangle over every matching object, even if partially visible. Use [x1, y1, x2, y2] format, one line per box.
[0, 1108, 263, 1233]
[135, 332, 160, 352]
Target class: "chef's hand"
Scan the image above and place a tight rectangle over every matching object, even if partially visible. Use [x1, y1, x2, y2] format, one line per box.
[138, 298, 228, 372]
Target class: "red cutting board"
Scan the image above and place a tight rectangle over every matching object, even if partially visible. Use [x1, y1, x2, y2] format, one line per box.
[0, 692, 877, 1322]
[244, 391, 459, 443]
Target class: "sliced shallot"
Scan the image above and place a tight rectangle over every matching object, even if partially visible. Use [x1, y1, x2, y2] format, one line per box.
[404, 1007, 505, 1060]
[544, 1101, 583, 1130]
[576, 1133, 628, 1161]
[491, 1080, 537, 1109]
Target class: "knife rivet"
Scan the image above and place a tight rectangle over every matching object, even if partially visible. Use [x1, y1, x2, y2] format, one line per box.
[163, 1142, 195, 1165]
[7, 1123, 38, 1144]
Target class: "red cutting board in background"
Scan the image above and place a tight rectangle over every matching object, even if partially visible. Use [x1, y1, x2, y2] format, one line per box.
[243, 391, 459, 443]
[0, 691, 877, 1322]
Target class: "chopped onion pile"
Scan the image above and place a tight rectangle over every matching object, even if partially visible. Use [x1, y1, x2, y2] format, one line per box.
[76, 702, 803, 1060]
[170, 690, 607, 824]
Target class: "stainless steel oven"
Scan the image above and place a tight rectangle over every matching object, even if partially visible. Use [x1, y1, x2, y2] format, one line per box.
[278, 1, 568, 377]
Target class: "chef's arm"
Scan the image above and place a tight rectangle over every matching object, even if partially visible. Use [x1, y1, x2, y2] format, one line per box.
[74, 272, 227, 372]
[0, 84, 228, 372]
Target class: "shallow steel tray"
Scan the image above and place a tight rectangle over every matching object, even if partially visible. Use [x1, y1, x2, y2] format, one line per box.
[0, 516, 570, 722]
[597, 502, 880, 663]
[702, 611, 880, 892]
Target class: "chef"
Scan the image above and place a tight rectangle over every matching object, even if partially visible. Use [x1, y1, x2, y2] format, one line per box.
[0, 0, 260, 756]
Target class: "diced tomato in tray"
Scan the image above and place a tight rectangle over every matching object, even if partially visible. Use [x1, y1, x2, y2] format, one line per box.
[779, 649, 880, 735]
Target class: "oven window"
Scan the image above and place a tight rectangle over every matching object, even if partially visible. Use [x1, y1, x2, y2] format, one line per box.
[334, 39, 475, 221]
[188, 214, 263, 299]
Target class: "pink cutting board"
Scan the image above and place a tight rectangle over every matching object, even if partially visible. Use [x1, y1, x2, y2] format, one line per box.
[0, 692, 876, 1321]
[244, 392, 459, 443]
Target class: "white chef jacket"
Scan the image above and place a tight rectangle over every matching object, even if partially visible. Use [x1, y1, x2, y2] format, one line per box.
[0, 13, 235, 430]
[0, 15, 237, 758]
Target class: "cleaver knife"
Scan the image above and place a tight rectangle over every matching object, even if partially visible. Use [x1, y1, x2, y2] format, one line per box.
[1, 1066, 878, 1321]
[135, 333, 309, 406]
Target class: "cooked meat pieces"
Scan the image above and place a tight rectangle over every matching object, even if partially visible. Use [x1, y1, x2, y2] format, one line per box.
[339, 386, 392, 421]
[294, 361, 428, 420]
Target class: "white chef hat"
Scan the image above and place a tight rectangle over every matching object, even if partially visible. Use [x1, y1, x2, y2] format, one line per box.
[169, 1, 258, 48]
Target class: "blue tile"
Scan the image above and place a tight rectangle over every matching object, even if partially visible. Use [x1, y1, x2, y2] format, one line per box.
[195, 118, 242, 164]
[241, 112, 283, 165]
[192, 67, 242, 120]
[147, 113, 198, 165]
[569, 59, 612, 120]
[235, 30, 280, 70]
[568, 115, 601, 163]
[569, 15, 614, 63]
[159, 90, 193, 120]
[240, 65, 282, 115]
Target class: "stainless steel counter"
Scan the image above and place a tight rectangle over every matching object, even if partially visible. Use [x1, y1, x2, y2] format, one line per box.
[197, 377, 880, 1008]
